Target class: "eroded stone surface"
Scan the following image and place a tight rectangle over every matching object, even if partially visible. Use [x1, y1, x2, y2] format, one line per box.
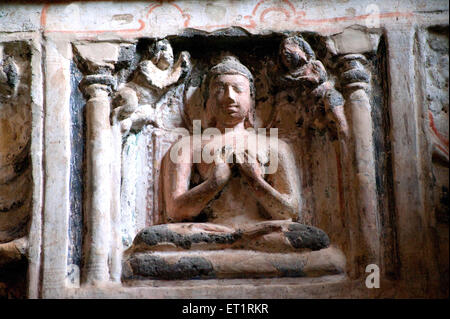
[424, 26, 449, 295]
[125, 255, 215, 280]
[123, 247, 345, 280]
[0, 42, 32, 243]
[131, 222, 329, 253]
[0, 41, 32, 298]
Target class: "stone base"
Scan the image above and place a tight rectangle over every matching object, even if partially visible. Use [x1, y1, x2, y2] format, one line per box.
[122, 246, 346, 280]
[49, 275, 410, 298]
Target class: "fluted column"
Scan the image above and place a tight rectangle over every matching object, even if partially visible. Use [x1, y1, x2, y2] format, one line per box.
[338, 54, 380, 277]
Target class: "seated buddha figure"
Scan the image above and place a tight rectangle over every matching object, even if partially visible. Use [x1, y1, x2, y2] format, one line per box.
[123, 56, 345, 280]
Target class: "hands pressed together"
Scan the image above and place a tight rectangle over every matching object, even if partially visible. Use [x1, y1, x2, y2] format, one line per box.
[209, 149, 265, 189]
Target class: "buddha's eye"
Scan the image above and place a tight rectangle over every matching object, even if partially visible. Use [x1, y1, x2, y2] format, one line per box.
[233, 85, 243, 93]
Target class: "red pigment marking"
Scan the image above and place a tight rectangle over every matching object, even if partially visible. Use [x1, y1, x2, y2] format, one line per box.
[252, 0, 295, 15]
[260, 8, 291, 23]
[296, 11, 306, 18]
[429, 111, 449, 147]
[40, 3, 414, 42]
[182, 14, 191, 28]
[436, 144, 449, 156]
[40, 4, 49, 29]
[252, 0, 266, 16]
[192, 8, 412, 33]
[171, 3, 185, 15]
[146, 4, 162, 18]
[283, 0, 296, 14]
[146, 2, 190, 28]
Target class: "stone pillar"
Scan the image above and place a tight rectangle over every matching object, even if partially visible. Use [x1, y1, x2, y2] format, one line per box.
[338, 54, 380, 276]
[74, 42, 121, 285]
[79, 74, 116, 284]
[110, 117, 123, 282]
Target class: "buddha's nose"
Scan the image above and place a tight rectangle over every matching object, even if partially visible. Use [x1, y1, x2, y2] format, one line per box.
[224, 86, 236, 103]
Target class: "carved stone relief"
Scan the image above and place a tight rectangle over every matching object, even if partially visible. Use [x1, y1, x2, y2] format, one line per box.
[0, 41, 32, 297]
[0, 0, 448, 300]
[67, 29, 393, 284]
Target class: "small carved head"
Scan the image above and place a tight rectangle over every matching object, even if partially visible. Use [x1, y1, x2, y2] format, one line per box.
[149, 39, 174, 71]
[280, 36, 316, 71]
[203, 55, 255, 128]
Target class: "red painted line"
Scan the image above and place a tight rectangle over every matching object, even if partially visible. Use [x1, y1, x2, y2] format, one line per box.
[146, 2, 190, 28]
[253, 0, 295, 17]
[260, 8, 291, 23]
[191, 9, 412, 32]
[243, 16, 257, 29]
[252, 0, 266, 16]
[171, 2, 185, 15]
[182, 14, 191, 28]
[429, 111, 449, 147]
[146, 4, 162, 18]
[39, 4, 414, 42]
[40, 3, 49, 30]
[283, 0, 296, 14]
[436, 143, 449, 156]
[147, 2, 185, 17]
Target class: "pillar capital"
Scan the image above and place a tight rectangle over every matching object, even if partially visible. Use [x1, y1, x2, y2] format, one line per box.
[338, 54, 371, 93]
[73, 42, 120, 75]
[79, 74, 117, 99]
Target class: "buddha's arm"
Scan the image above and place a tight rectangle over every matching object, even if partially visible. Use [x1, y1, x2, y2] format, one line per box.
[239, 140, 301, 220]
[163, 142, 231, 222]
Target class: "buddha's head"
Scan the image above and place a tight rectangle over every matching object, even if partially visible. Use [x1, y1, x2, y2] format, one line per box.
[204, 56, 255, 129]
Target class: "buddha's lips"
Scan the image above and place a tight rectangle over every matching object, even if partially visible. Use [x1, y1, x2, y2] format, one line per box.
[223, 105, 239, 114]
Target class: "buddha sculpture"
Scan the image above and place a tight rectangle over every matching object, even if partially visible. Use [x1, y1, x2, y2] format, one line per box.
[122, 55, 345, 280]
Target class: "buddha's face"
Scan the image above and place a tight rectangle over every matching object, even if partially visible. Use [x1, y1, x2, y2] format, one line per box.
[207, 73, 252, 128]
